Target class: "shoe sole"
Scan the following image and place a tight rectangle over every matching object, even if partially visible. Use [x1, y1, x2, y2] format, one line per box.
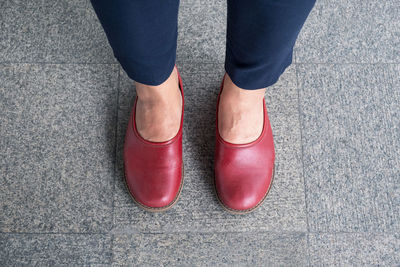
[123, 162, 184, 212]
[213, 163, 275, 215]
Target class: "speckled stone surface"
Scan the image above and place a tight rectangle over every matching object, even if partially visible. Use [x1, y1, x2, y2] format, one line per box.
[1, 0, 400, 265]
[112, 62, 307, 233]
[295, 0, 400, 63]
[0, 233, 111, 266]
[0, 0, 115, 63]
[297, 63, 400, 232]
[177, 0, 226, 63]
[112, 232, 307, 266]
[308, 233, 400, 266]
[0, 64, 119, 233]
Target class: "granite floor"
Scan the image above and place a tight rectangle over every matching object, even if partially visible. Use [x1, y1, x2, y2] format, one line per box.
[1, 0, 399, 266]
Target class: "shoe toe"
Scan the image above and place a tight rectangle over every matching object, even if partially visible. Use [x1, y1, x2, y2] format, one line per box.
[125, 167, 181, 209]
[216, 170, 269, 212]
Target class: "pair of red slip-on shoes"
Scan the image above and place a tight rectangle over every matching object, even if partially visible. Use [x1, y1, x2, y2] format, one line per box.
[123, 66, 275, 213]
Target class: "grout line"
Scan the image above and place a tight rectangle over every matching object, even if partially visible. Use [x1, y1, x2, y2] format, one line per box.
[0, 229, 400, 236]
[306, 230, 312, 267]
[109, 65, 122, 265]
[295, 63, 311, 266]
[110, 230, 309, 235]
[295, 64, 310, 231]
[306, 231, 400, 235]
[111, 66, 121, 230]
[110, 233, 115, 265]
[110, 230, 400, 235]
[1, 230, 398, 235]
[0, 232, 109, 235]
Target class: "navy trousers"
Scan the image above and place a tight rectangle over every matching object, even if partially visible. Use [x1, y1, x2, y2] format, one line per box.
[90, 0, 316, 89]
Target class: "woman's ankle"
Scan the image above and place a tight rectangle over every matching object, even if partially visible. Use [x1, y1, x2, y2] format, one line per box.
[135, 66, 180, 101]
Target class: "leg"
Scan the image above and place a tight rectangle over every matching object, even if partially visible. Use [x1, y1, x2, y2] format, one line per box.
[90, 0, 182, 142]
[225, 0, 316, 90]
[219, 0, 316, 143]
[91, 0, 185, 211]
[214, 0, 316, 213]
[90, 0, 180, 85]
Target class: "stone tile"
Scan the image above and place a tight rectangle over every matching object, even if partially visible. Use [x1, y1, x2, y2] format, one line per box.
[308, 233, 400, 266]
[0, 233, 111, 266]
[177, 0, 226, 63]
[113, 62, 306, 232]
[0, 0, 115, 63]
[113, 232, 307, 266]
[0, 63, 119, 233]
[297, 63, 400, 232]
[295, 0, 400, 63]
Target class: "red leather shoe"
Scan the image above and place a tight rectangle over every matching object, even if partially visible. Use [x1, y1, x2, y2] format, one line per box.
[214, 74, 275, 214]
[123, 66, 184, 212]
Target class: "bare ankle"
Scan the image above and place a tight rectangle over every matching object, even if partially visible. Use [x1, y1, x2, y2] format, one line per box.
[218, 73, 265, 144]
[135, 66, 180, 101]
[221, 75, 265, 111]
[133, 66, 182, 142]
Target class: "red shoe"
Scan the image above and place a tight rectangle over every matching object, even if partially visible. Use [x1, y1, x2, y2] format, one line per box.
[123, 66, 184, 212]
[214, 74, 275, 214]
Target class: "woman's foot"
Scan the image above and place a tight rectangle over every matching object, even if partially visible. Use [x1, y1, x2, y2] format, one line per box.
[124, 66, 184, 211]
[135, 66, 182, 142]
[218, 73, 266, 144]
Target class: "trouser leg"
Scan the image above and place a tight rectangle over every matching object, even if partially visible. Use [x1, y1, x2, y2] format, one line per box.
[225, 0, 316, 90]
[90, 0, 180, 85]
